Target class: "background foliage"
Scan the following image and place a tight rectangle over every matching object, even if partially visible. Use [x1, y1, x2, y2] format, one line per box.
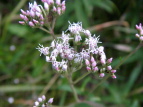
[0, 0, 143, 107]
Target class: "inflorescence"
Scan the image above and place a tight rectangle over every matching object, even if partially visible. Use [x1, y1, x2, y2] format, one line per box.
[136, 23, 143, 41]
[33, 95, 53, 107]
[37, 22, 117, 79]
[19, 0, 66, 27]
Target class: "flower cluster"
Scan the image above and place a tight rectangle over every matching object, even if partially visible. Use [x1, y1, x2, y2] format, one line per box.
[135, 23, 143, 41]
[33, 95, 53, 107]
[37, 22, 117, 78]
[19, 0, 66, 27]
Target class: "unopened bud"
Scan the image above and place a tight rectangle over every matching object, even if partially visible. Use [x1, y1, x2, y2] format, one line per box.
[111, 70, 116, 73]
[29, 21, 35, 27]
[38, 98, 42, 102]
[19, 21, 25, 25]
[85, 59, 90, 66]
[93, 67, 98, 72]
[99, 73, 105, 78]
[48, 98, 54, 104]
[86, 66, 91, 71]
[90, 56, 95, 63]
[35, 101, 39, 106]
[112, 74, 116, 79]
[100, 58, 106, 65]
[42, 95, 46, 101]
[44, 2, 49, 10]
[20, 9, 27, 15]
[56, 0, 61, 5]
[107, 65, 112, 71]
[135, 34, 140, 38]
[107, 58, 113, 64]
[139, 36, 143, 41]
[92, 61, 97, 67]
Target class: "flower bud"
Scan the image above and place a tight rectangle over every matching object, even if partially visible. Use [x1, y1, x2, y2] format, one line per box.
[35, 6, 41, 12]
[107, 58, 113, 64]
[20, 14, 25, 19]
[111, 70, 116, 73]
[62, 5, 66, 12]
[44, 2, 49, 10]
[29, 21, 35, 27]
[48, 0, 54, 5]
[53, 6, 57, 12]
[40, 15, 44, 20]
[86, 66, 91, 71]
[42, 95, 46, 101]
[19, 21, 25, 25]
[92, 61, 97, 67]
[90, 56, 95, 63]
[112, 74, 116, 79]
[93, 67, 98, 72]
[107, 65, 112, 71]
[38, 98, 42, 102]
[56, 0, 61, 5]
[100, 58, 106, 65]
[35, 101, 39, 106]
[139, 36, 143, 41]
[48, 98, 54, 104]
[85, 59, 90, 66]
[135, 34, 140, 38]
[29, 10, 35, 17]
[57, 7, 61, 15]
[33, 19, 39, 24]
[20, 9, 27, 15]
[99, 73, 105, 78]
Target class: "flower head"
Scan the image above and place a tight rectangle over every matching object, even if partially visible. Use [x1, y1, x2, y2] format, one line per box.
[37, 22, 117, 78]
[19, 0, 66, 27]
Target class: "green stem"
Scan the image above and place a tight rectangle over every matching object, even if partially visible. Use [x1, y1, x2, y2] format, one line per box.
[73, 72, 91, 84]
[115, 42, 143, 70]
[66, 73, 80, 102]
[90, 42, 143, 93]
[52, 18, 56, 30]
[1, 0, 28, 43]
[39, 74, 59, 96]
[49, 28, 56, 39]
[39, 27, 51, 34]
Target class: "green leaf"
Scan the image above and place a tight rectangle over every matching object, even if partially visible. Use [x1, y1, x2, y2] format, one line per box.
[123, 64, 142, 95]
[8, 24, 29, 37]
[74, 0, 89, 27]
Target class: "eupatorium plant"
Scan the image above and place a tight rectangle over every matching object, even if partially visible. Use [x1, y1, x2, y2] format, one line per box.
[19, 0, 143, 105]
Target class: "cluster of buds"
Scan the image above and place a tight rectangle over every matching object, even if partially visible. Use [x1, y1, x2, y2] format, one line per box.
[19, 0, 66, 27]
[37, 22, 117, 78]
[135, 23, 143, 41]
[33, 95, 53, 107]
[85, 51, 116, 78]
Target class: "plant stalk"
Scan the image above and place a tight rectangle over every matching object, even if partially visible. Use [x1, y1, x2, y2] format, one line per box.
[66, 73, 80, 102]
[73, 72, 91, 84]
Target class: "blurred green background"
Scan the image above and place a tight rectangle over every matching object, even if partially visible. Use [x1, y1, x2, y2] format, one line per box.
[1, 0, 143, 107]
